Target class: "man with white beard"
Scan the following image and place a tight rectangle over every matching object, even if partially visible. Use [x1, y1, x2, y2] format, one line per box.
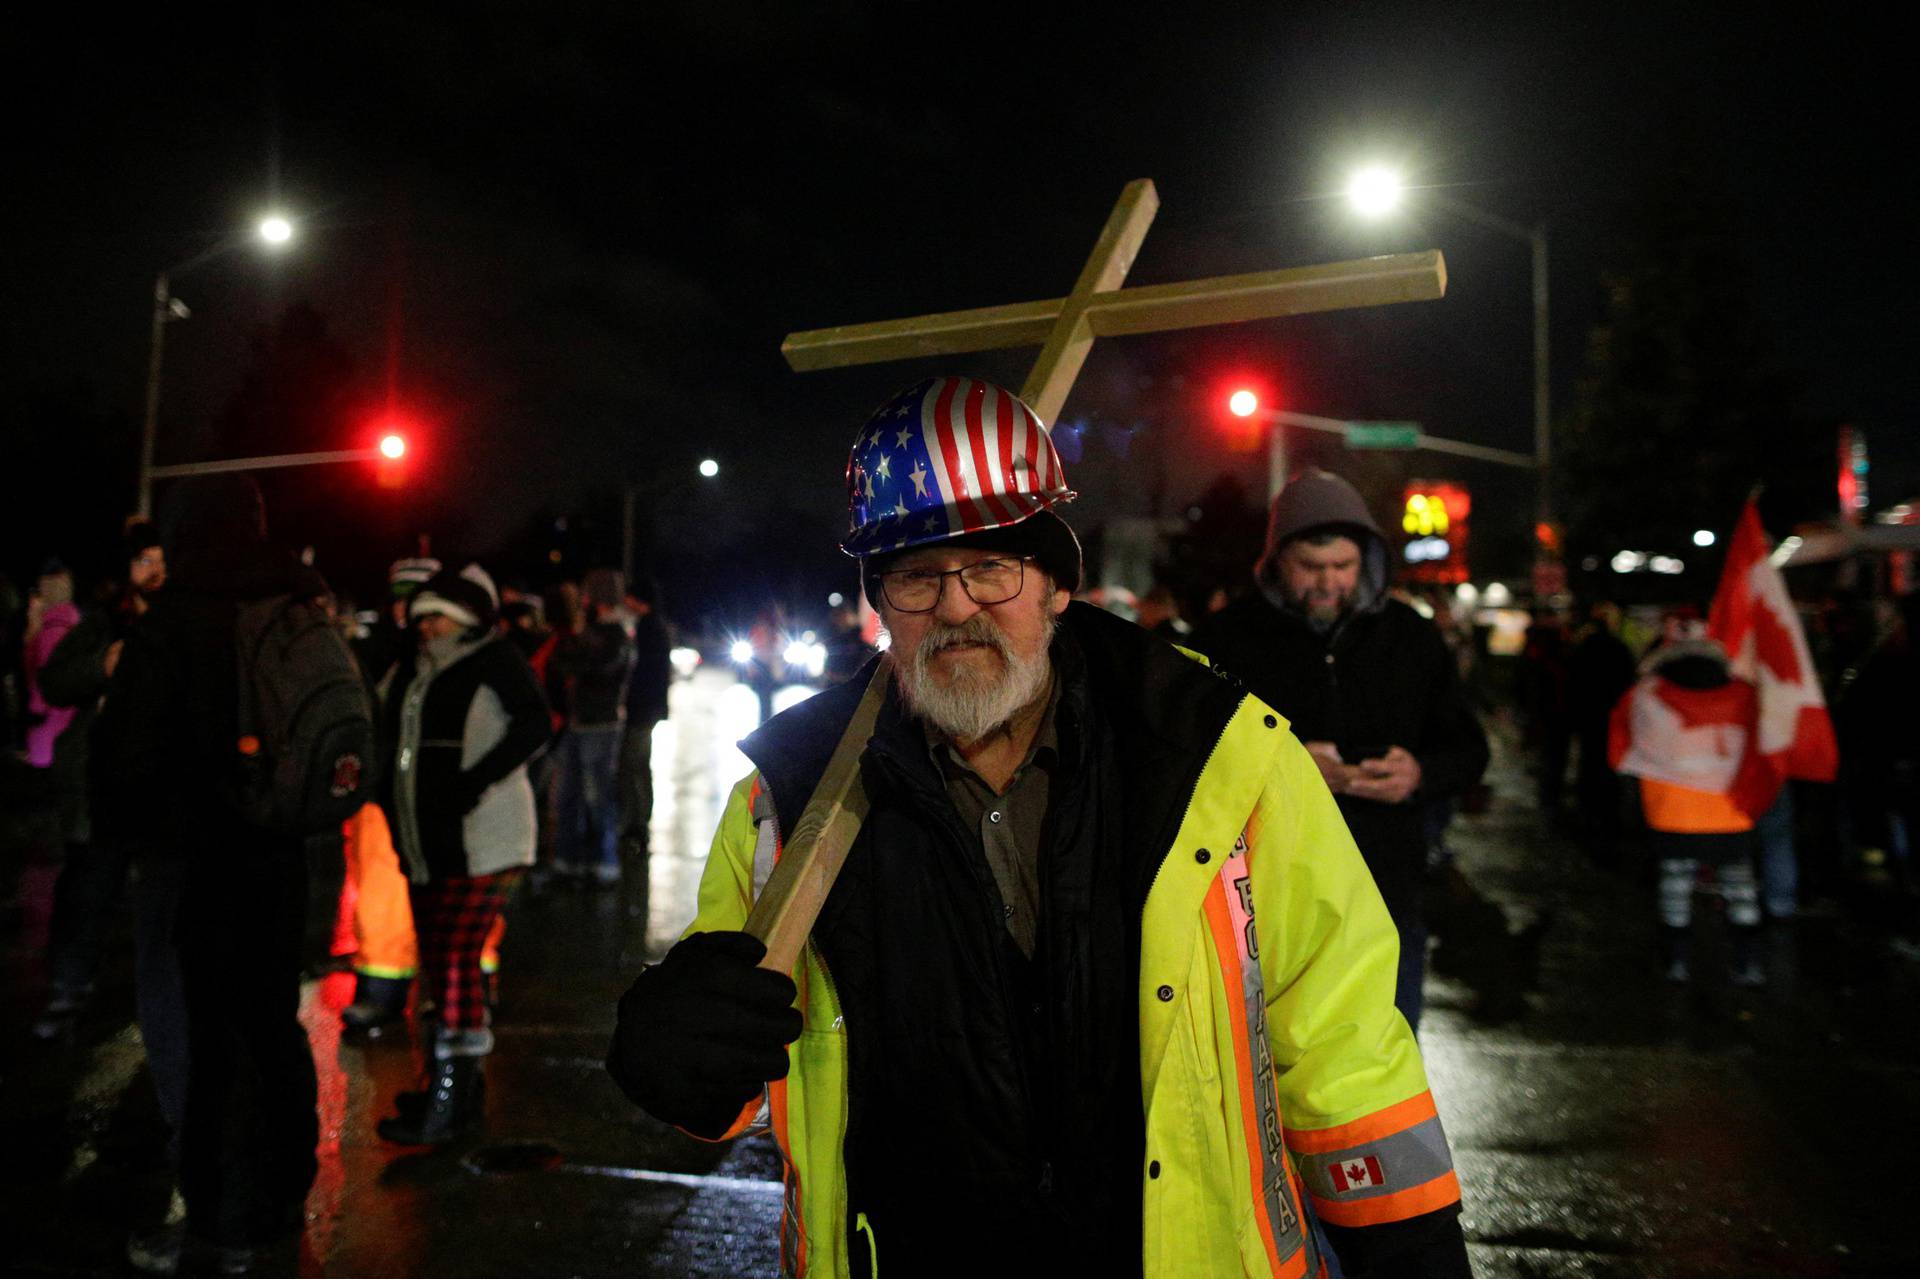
[607, 377, 1469, 1278]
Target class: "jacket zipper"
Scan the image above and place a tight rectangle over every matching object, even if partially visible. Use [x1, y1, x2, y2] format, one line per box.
[811, 940, 862, 1277]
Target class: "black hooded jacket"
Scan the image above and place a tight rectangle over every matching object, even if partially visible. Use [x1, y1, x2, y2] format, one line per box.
[1192, 472, 1488, 931]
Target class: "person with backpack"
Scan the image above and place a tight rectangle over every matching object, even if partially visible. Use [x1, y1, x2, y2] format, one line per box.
[98, 476, 360, 1274]
[375, 564, 550, 1145]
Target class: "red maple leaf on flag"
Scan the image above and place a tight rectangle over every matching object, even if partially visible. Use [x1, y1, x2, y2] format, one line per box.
[1706, 499, 1838, 811]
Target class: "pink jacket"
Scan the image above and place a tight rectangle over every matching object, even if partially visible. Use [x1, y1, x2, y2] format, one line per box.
[25, 601, 81, 768]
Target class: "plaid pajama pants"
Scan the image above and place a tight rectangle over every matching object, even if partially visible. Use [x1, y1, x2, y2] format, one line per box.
[410, 871, 522, 1033]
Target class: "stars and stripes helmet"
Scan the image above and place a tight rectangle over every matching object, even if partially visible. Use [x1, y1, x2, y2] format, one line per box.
[842, 376, 1076, 560]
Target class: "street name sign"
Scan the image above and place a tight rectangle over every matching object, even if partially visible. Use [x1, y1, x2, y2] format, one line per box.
[1346, 422, 1421, 450]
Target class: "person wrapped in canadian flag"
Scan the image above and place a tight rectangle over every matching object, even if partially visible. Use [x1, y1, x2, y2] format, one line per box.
[1608, 499, 1840, 984]
[1609, 630, 1770, 983]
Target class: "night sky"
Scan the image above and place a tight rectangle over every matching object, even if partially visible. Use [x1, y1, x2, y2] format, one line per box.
[9, 4, 1912, 617]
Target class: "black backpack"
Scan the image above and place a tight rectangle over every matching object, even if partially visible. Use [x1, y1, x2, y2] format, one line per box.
[234, 594, 377, 835]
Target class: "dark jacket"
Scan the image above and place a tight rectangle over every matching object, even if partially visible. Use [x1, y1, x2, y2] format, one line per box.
[625, 610, 673, 723]
[550, 618, 634, 728]
[1193, 594, 1488, 929]
[92, 493, 327, 845]
[378, 633, 550, 881]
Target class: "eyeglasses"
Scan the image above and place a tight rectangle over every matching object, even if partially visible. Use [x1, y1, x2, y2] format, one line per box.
[874, 556, 1033, 614]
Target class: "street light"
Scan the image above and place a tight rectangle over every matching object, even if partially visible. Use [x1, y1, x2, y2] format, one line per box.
[1345, 166, 1405, 219]
[136, 213, 299, 515]
[698, 457, 720, 478]
[1344, 166, 1552, 532]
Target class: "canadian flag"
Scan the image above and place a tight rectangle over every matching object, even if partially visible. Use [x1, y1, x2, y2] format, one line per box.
[1610, 674, 1765, 799]
[1329, 1155, 1385, 1192]
[1706, 499, 1839, 813]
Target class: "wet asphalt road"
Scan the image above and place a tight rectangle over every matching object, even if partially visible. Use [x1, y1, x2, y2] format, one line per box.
[4, 667, 1917, 1277]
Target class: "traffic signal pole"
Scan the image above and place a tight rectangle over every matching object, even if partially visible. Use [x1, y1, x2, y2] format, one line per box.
[147, 446, 391, 480]
[1261, 409, 1535, 500]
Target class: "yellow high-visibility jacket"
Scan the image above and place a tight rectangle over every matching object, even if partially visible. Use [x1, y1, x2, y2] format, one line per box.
[691, 691, 1451, 1267]
[686, 679, 1460, 1278]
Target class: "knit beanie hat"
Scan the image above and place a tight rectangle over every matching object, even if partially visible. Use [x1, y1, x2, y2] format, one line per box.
[389, 556, 442, 600]
[123, 520, 162, 563]
[410, 563, 500, 632]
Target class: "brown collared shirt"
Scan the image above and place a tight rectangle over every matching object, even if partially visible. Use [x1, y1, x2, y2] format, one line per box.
[924, 685, 1060, 958]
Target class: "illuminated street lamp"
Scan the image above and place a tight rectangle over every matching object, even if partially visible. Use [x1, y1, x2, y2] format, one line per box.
[136, 212, 299, 515]
[1345, 166, 1404, 219]
[1345, 165, 1552, 532]
[698, 457, 720, 478]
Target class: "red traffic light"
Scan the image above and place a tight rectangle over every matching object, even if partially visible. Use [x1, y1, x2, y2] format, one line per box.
[1228, 388, 1260, 418]
[378, 433, 407, 460]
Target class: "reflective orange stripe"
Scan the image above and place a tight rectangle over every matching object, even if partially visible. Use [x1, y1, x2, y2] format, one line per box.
[769, 1078, 807, 1276]
[1203, 869, 1311, 1278]
[1202, 878, 1286, 1276]
[1286, 1090, 1440, 1155]
[1312, 1169, 1461, 1227]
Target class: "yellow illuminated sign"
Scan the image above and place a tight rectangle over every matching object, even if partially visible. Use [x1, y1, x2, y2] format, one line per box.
[1403, 493, 1450, 537]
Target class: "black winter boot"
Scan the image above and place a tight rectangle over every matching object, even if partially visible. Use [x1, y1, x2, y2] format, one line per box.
[394, 1069, 487, 1119]
[377, 1054, 483, 1146]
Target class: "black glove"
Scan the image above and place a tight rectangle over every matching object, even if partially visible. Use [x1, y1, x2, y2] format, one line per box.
[606, 930, 802, 1138]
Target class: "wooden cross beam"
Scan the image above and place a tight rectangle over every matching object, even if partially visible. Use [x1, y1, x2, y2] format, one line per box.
[747, 181, 1446, 979]
[782, 178, 1448, 427]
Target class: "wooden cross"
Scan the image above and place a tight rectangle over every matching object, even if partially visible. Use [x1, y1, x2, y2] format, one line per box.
[746, 182, 1447, 978]
[782, 178, 1447, 427]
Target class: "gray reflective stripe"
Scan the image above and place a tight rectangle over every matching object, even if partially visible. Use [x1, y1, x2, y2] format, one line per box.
[1294, 1113, 1455, 1203]
[751, 784, 780, 900]
[1218, 839, 1309, 1264]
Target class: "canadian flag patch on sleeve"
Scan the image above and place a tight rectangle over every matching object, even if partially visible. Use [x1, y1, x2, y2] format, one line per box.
[1328, 1155, 1385, 1192]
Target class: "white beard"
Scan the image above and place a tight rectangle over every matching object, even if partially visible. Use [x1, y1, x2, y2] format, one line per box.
[894, 609, 1056, 745]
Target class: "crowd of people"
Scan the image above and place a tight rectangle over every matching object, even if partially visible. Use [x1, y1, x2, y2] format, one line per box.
[4, 475, 673, 1273]
[3, 374, 1915, 1276]
[1518, 581, 1919, 964]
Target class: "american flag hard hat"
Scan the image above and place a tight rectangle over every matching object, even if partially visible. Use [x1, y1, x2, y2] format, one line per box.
[841, 376, 1075, 558]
